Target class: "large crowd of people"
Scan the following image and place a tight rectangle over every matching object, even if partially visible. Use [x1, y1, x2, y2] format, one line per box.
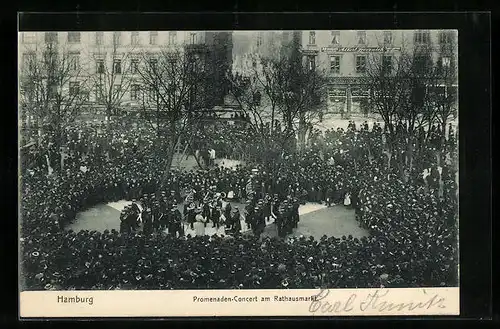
[20, 115, 458, 291]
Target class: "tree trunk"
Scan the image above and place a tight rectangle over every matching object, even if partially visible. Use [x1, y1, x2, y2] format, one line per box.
[297, 116, 307, 152]
[441, 120, 447, 163]
[407, 134, 414, 177]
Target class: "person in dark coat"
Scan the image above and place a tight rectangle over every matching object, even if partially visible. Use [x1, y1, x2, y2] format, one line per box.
[186, 202, 196, 230]
[292, 198, 300, 229]
[274, 206, 286, 238]
[212, 205, 221, 229]
[253, 205, 265, 238]
[231, 207, 242, 235]
[202, 201, 211, 222]
[142, 208, 153, 235]
[263, 195, 271, 223]
[169, 205, 183, 237]
[119, 208, 131, 234]
[224, 201, 232, 223]
[152, 201, 161, 231]
[244, 200, 254, 230]
[159, 203, 169, 231]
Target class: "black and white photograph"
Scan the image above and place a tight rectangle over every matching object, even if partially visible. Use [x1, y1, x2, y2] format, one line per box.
[18, 27, 461, 316]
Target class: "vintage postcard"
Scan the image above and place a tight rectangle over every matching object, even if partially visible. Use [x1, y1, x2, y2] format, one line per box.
[18, 28, 459, 317]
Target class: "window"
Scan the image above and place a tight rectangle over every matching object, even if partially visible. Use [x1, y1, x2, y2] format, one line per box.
[169, 31, 177, 45]
[68, 52, 80, 71]
[331, 31, 340, 44]
[414, 30, 430, 45]
[309, 31, 316, 45]
[113, 84, 122, 95]
[131, 84, 141, 100]
[330, 56, 340, 73]
[256, 33, 263, 47]
[48, 83, 58, 99]
[355, 55, 367, 73]
[69, 82, 80, 96]
[382, 55, 392, 74]
[113, 32, 121, 45]
[357, 31, 366, 45]
[148, 88, 157, 102]
[43, 50, 57, 66]
[439, 32, 452, 45]
[307, 55, 316, 70]
[44, 32, 58, 43]
[150, 31, 158, 45]
[130, 58, 139, 73]
[441, 56, 451, 68]
[149, 57, 158, 69]
[383, 31, 393, 45]
[96, 59, 105, 74]
[131, 32, 139, 45]
[22, 32, 36, 43]
[414, 55, 428, 73]
[68, 32, 81, 43]
[22, 52, 35, 69]
[113, 59, 122, 74]
[190, 32, 197, 44]
[95, 83, 103, 102]
[96, 32, 104, 45]
[188, 53, 201, 71]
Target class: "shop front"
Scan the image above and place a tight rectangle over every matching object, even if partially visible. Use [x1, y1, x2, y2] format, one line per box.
[327, 81, 370, 116]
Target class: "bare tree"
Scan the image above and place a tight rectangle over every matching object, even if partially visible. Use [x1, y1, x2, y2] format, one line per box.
[276, 55, 328, 152]
[366, 43, 439, 178]
[19, 39, 90, 171]
[90, 34, 134, 120]
[227, 45, 328, 160]
[136, 48, 210, 185]
[428, 33, 458, 146]
[226, 68, 277, 162]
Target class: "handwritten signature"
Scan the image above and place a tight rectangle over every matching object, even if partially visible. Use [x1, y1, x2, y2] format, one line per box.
[309, 289, 447, 314]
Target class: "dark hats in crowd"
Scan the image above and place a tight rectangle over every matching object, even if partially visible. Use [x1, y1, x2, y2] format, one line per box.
[20, 119, 457, 291]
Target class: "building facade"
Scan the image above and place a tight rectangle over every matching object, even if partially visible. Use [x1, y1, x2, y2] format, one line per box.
[231, 31, 298, 76]
[18, 31, 232, 113]
[299, 30, 458, 114]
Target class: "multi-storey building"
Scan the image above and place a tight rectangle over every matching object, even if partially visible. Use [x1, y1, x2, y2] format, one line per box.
[299, 30, 458, 114]
[229, 31, 302, 123]
[231, 31, 299, 76]
[18, 31, 232, 112]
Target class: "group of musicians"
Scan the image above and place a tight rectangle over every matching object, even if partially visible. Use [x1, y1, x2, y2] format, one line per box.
[119, 188, 301, 238]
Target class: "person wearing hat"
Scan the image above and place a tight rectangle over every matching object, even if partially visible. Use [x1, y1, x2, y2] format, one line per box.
[253, 204, 265, 238]
[193, 207, 207, 236]
[151, 200, 161, 232]
[124, 206, 138, 232]
[186, 202, 196, 230]
[202, 199, 211, 224]
[211, 204, 222, 229]
[274, 205, 286, 238]
[169, 190, 179, 204]
[292, 198, 300, 229]
[262, 196, 271, 223]
[129, 200, 141, 229]
[142, 208, 153, 235]
[168, 204, 183, 237]
[244, 199, 254, 230]
[158, 201, 170, 232]
[285, 202, 294, 235]
[223, 201, 232, 224]
[119, 208, 131, 234]
[230, 206, 242, 236]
